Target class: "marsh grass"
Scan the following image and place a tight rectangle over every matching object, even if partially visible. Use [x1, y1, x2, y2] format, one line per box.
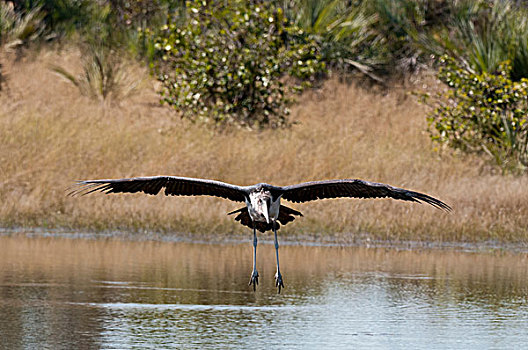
[1, 48, 527, 244]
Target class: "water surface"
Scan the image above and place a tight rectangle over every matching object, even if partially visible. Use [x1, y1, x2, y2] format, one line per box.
[1, 235, 527, 349]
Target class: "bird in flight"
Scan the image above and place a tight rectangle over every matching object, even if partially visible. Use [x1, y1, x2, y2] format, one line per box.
[71, 176, 451, 293]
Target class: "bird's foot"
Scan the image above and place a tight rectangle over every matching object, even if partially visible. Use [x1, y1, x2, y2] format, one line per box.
[275, 271, 284, 294]
[248, 269, 259, 291]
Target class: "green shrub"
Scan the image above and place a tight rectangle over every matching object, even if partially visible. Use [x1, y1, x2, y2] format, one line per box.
[152, 0, 325, 129]
[425, 56, 528, 173]
[99, 0, 177, 59]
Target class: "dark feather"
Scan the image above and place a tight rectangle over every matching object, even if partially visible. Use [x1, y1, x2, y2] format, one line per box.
[281, 179, 451, 211]
[70, 176, 248, 202]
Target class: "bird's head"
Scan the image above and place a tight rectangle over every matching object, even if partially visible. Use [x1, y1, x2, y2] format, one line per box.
[258, 189, 272, 223]
[249, 187, 272, 223]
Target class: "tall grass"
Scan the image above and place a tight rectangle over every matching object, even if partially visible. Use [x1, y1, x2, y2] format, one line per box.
[1, 48, 528, 243]
[51, 45, 142, 102]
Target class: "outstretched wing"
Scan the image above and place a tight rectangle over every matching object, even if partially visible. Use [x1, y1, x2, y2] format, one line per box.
[281, 179, 451, 211]
[70, 176, 248, 202]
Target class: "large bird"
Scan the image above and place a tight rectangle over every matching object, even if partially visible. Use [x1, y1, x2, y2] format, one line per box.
[71, 176, 451, 293]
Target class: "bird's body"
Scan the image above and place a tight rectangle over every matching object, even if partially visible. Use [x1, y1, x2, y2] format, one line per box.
[72, 176, 451, 293]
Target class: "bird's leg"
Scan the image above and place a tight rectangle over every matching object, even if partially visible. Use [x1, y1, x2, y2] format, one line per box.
[273, 222, 284, 293]
[248, 225, 259, 291]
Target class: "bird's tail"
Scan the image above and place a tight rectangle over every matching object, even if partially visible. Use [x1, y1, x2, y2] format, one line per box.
[228, 205, 303, 233]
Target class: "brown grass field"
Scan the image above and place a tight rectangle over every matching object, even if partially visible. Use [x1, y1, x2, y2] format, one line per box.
[1, 48, 527, 245]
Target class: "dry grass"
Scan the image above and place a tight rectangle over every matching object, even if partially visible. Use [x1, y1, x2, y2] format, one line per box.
[1, 47, 528, 244]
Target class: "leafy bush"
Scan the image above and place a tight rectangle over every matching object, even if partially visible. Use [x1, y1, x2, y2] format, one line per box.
[425, 56, 528, 173]
[108, 0, 174, 59]
[152, 0, 325, 129]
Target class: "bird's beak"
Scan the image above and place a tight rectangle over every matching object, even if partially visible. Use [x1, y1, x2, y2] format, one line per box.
[262, 203, 270, 224]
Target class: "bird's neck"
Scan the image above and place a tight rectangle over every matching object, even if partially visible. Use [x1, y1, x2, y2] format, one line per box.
[247, 191, 280, 223]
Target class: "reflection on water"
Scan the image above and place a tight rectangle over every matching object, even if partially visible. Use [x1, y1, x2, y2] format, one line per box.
[0, 235, 527, 349]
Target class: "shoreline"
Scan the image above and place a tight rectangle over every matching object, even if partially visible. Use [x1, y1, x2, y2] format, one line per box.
[2, 227, 527, 254]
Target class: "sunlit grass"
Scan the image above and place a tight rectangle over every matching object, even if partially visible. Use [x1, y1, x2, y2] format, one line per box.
[1, 48, 527, 244]
[51, 45, 143, 103]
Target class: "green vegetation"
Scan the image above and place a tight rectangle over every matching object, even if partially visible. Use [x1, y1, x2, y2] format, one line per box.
[426, 57, 528, 173]
[286, 0, 379, 77]
[0, 2, 44, 46]
[419, 1, 528, 81]
[9, 1, 528, 77]
[152, 0, 324, 128]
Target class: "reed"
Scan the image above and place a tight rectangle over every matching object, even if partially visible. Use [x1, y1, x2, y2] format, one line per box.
[1, 48, 527, 244]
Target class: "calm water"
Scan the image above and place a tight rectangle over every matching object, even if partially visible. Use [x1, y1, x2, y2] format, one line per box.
[0, 235, 527, 349]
